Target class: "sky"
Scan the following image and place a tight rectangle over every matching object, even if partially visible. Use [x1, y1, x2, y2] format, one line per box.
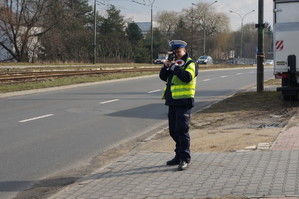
[89, 0, 274, 31]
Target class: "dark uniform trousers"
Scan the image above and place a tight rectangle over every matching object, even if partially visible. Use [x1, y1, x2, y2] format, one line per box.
[168, 105, 192, 163]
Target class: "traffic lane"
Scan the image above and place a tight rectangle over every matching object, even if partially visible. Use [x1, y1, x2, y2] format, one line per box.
[197, 67, 273, 93]
[0, 75, 168, 196]
[0, 75, 163, 116]
[0, 90, 166, 170]
[0, 104, 166, 178]
[194, 67, 274, 111]
[0, 67, 273, 126]
[0, 89, 166, 158]
[1, 77, 163, 162]
[0, 75, 164, 135]
[197, 67, 273, 82]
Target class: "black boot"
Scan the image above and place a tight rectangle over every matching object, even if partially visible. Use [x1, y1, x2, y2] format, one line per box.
[166, 157, 180, 165]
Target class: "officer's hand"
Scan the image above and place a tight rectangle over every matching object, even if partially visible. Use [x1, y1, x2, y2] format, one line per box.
[164, 60, 175, 67]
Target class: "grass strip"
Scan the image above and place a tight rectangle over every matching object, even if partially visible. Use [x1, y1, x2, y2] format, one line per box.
[0, 72, 156, 93]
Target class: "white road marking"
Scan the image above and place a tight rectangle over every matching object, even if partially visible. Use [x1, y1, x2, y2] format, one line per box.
[220, 76, 228, 78]
[236, 73, 242, 75]
[148, 89, 161, 94]
[203, 79, 211, 82]
[100, 99, 120, 104]
[19, 114, 54, 123]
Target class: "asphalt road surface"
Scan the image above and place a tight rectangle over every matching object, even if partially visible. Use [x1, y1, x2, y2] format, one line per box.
[0, 67, 273, 199]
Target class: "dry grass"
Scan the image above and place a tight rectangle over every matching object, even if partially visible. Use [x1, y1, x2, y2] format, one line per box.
[138, 89, 299, 153]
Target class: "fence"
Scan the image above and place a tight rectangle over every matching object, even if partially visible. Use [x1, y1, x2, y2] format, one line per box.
[228, 58, 257, 65]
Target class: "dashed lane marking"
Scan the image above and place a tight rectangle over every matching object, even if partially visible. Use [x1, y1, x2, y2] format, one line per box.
[147, 89, 161, 94]
[100, 99, 120, 104]
[19, 114, 54, 123]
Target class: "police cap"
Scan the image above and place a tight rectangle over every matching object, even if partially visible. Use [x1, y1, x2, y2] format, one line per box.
[169, 40, 187, 50]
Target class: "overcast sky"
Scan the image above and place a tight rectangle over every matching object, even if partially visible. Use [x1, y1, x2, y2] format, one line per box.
[89, 0, 274, 31]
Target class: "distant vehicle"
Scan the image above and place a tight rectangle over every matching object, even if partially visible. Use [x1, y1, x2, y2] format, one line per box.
[154, 56, 167, 64]
[197, 56, 213, 64]
[265, 59, 274, 65]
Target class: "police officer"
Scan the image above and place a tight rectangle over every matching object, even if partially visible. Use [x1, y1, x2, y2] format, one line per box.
[159, 40, 197, 171]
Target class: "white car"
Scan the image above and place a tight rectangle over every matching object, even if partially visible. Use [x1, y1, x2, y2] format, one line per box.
[265, 59, 274, 65]
[197, 56, 213, 64]
[154, 56, 166, 64]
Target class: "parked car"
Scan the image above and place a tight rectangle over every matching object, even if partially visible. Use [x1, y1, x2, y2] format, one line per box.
[265, 59, 274, 65]
[154, 56, 167, 64]
[197, 56, 213, 64]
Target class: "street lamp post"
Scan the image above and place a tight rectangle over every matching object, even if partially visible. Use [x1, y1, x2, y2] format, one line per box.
[132, 0, 156, 63]
[93, 0, 97, 64]
[93, 1, 106, 64]
[203, 0, 217, 56]
[229, 9, 255, 58]
[150, 0, 156, 64]
[191, 3, 196, 58]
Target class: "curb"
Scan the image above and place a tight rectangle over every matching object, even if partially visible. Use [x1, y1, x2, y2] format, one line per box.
[270, 110, 299, 150]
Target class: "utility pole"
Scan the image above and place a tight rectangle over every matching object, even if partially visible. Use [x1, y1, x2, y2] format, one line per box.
[93, 0, 96, 64]
[256, 0, 265, 92]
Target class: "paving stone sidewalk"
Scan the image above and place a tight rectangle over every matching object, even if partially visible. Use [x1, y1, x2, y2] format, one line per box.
[272, 127, 299, 151]
[48, 127, 299, 199]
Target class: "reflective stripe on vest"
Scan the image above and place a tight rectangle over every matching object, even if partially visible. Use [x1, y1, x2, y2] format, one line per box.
[171, 84, 196, 99]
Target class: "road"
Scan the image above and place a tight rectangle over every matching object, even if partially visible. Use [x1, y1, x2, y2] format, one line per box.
[0, 67, 273, 199]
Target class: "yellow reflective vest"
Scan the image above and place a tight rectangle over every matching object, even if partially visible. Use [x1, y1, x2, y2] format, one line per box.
[163, 57, 197, 100]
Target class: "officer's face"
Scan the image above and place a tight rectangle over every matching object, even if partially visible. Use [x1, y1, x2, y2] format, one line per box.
[175, 48, 186, 59]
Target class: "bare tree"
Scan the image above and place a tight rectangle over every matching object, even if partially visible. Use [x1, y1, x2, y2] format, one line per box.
[0, 0, 55, 62]
[156, 11, 179, 41]
[169, 3, 230, 58]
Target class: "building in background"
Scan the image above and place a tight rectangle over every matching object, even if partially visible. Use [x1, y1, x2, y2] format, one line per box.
[135, 22, 151, 36]
[0, 26, 43, 62]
